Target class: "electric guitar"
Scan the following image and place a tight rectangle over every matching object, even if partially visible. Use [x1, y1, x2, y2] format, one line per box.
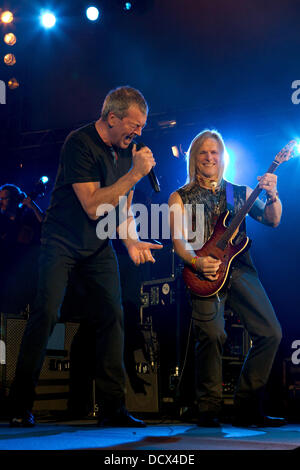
[182, 140, 296, 297]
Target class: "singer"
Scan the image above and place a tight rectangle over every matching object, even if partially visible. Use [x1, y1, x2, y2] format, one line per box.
[9, 86, 162, 428]
[168, 129, 286, 428]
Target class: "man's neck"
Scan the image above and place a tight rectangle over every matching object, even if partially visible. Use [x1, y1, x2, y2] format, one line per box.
[95, 119, 113, 147]
[196, 173, 220, 192]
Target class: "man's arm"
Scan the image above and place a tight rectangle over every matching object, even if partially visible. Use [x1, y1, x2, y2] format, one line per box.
[247, 172, 282, 227]
[21, 196, 44, 223]
[117, 189, 139, 243]
[117, 189, 163, 265]
[72, 144, 154, 220]
[72, 171, 139, 221]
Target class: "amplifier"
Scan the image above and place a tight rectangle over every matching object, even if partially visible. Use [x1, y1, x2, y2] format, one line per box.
[125, 345, 160, 414]
[223, 324, 251, 359]
[224, 310, 251, 359]
[139, 277, 182, 404]
[222, 358, 244, 405]
[0, 314, 79, 412]
[140, 276, 177, 316]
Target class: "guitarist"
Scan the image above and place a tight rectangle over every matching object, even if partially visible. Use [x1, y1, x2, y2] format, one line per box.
[168, 129, 286, 427]
[0, 184, 44, 313]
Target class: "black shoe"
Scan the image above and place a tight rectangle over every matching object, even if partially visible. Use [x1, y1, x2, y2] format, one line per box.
[197, 411, 221, 428]
[233, 414, 287, 428]
[10, 411, 35, 428]
[97, 406, 146, 428]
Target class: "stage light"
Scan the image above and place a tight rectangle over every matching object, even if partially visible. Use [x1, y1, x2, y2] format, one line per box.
[124, 2, 132, 10]
[40, 11, 56, 29]
[158, 119, 177, 129]
[86, 6, 100, 21]
[8, 77, 19, 89]
[171, 146, 179, 158]
[295, 141, 300, 156]
[4, 32, 17, 46]
[1, 11, 14, 24]
[4, 53, 16, 66]
[223, 147, 236, 182]
[40, 176, 49, 184]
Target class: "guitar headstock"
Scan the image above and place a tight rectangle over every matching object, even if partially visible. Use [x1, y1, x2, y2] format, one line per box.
[275, 140, 298, 165]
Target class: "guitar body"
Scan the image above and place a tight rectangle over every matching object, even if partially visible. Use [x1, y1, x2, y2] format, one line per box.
[182, 211, 250, 297]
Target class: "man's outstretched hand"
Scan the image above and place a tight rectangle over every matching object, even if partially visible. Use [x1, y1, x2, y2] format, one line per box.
[127, 240, 163, 265]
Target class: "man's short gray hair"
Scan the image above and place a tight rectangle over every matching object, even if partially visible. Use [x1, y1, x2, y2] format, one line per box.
[101, 86, 148, 121]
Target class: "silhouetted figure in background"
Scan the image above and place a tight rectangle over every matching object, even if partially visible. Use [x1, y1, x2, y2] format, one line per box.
[0, 184, 44, 314]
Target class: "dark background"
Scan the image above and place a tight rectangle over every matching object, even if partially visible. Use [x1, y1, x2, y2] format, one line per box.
[1, 0, 300, 411]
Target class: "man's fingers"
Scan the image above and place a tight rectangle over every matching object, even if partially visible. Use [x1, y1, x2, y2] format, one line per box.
[142, 250, 156, 263]
[206, 256, 221, 264]
[205, 274, 219, 281]
[140, 242, 163, 250]
[148, 243, 163, 250]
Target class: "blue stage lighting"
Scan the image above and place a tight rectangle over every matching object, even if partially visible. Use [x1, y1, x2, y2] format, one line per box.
[295, 141, 300, 156]
[40, 176, 49, 184]
[223, 147, 236, 182]
[86, 6, 100, 21]
[124, 2, 132, 10]
[40, 11, 56, 29]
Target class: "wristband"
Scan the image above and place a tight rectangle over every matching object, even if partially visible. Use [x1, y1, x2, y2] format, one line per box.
[191, 256, 198, 266]
[266, 191, 279, 206]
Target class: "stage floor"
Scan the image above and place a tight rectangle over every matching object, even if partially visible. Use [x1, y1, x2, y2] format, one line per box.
[0, 418, 300, 454]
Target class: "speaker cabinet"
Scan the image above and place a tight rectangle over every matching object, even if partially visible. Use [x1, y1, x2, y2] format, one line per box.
[125, 347, 159, 414]
[0, 314, 79, 412]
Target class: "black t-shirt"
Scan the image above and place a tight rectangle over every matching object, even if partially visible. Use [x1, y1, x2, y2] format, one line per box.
[42, 122, 133, 255]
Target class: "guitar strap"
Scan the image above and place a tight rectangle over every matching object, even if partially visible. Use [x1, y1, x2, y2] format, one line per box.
[225, 179, 246, 236]
[225, 180, 235, 216]
[224, 180, 236, 292]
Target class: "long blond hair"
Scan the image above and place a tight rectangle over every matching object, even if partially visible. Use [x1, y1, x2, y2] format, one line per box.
[185, 129, 226, 188]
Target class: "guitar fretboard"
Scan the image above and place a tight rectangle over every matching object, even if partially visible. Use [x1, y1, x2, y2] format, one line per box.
[216, 160, 280, 250]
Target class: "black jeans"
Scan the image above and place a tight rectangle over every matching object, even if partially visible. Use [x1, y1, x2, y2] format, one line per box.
[191, 260, 282, 416]
[10, 241, 125, 415]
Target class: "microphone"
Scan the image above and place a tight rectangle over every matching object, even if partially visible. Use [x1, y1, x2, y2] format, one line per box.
[135, 142, 161, 192]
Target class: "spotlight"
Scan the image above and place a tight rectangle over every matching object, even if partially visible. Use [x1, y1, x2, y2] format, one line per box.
[158, 120, 177, 129]
[8, 77, 19, 89]
[295, 141, 300, 156]
[171, 146, 179, 158]
[40, 11, 56, 29]
[4, 53, 16, 66]
[223, 146, 236, 182]
[40, 176, 49, 184]
[86, 6, 100, 21]
[1, 11, 14, 24]
[124, 2, 132, 10]
[4, 32, 17, 46]
[35, 177, 49, 197]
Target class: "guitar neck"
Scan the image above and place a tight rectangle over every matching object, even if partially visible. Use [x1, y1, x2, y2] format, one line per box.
[219, 160, 280, 245]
